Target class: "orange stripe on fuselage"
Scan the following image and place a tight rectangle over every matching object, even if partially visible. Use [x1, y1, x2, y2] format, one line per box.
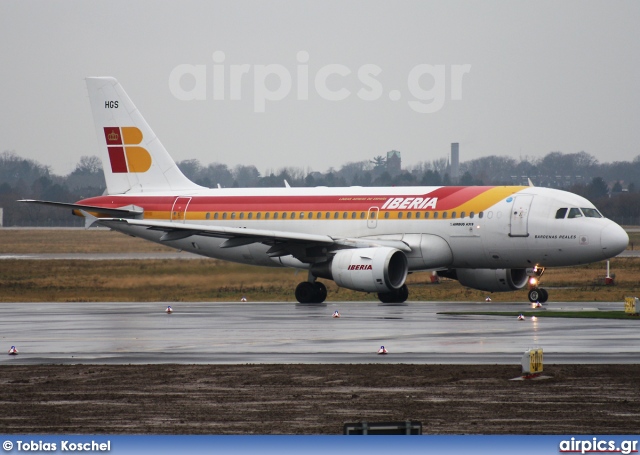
[76, 186, 526, 220]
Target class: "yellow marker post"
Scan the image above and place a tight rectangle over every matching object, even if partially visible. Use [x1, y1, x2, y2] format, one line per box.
[624, 297, 639, 315]
[521, 347, 543, 376]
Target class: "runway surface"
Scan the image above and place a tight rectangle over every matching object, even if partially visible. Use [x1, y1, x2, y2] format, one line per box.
[2, 300, 639, 365]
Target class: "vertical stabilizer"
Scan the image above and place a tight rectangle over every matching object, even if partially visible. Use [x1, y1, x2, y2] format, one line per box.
[86, 77, 203, 195]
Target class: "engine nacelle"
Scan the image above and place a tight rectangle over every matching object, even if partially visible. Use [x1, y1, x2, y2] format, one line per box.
[311, 247, 408, 293]
[446, 268, 529, 292]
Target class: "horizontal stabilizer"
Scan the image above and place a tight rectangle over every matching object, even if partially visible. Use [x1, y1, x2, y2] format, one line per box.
[18, 199, 144, 219]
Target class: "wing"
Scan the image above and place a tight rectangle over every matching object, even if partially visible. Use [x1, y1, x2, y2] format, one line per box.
[97, 218, 411, 263]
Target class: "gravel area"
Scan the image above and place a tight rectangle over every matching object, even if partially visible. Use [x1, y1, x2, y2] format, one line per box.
[1, 364, 639, 434]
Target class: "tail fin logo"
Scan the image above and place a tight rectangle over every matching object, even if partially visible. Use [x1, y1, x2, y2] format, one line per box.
[103, 127, 152, 173]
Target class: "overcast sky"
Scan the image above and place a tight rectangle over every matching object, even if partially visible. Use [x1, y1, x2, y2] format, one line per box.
[1, 1, 639, 176]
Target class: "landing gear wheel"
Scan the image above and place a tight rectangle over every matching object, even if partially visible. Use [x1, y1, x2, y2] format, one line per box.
[528, 288, 548, 303]
[538, 288, 548, 303]
[295, 281, 327, 304]
[295, 282, 315, 304]
[313, 282, 327, 303]
[377, 284, 409, 304]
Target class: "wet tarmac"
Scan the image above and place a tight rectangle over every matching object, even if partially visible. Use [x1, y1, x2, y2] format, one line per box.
[1, 300, 639, 365]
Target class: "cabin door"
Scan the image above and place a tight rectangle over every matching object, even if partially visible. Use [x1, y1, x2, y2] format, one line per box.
[509, 195, 533, 237]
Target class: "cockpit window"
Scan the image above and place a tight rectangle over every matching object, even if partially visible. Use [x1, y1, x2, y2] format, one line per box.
[567, 208, 583, 219]
[581, 208, 602, 218]
[555, 208, 568, 219]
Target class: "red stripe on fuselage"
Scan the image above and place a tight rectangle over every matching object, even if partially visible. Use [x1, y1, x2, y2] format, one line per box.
[77, 186, 497, 213]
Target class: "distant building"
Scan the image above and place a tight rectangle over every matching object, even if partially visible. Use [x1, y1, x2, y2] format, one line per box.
[386, 150, 401, 176]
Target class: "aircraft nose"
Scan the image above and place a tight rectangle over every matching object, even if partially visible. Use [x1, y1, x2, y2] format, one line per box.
[600, 223, 629, 259]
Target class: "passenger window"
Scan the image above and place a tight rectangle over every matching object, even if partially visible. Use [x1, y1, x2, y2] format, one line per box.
[384, 212, 390, 219]
[206, 212, 211, 220]
[290, 212, 295, 219]
[424, 212, 429, 219]
[442, 212, 448, 219]
[317, 212, 322, 219]
[398, 212, 403, 219]
[479, 212, 484, 219]
[360, 212, 365, 219]
[239, 213, 244, 219]
[451, 211, 456, 219]
[433, 212, 438, 219]
[343, 212, 348, 219]
[555, 208, 568, 219]
[273, 213, 279, 219]
[470, 212, 474, 219]
[256, 213, 261, 220]
[351, 212, 356, 219]
[231, 213, 236, 219]
[264, 213, 270, 219]
[334, 212, 339, 219]
[582, 208, 602, 218]
[567, 208, 583, 219]
[214, 213, 219, 220]
[416, 212, 421, 219]
[326, 212, 330, 219]
[281, 212, 287, 219]
[222, 213, 227, 220]
[300, 212, 304, 219]
[406, 212, 412, 219]
[248, 213, 253, 220]
[308, 212, 313, 219]
[460, 211, 465, 219]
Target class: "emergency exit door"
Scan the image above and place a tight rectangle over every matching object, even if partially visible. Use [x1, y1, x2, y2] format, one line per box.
[171, 197, 192, 222]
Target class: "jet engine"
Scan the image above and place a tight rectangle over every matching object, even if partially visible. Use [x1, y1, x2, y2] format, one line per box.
[311, 247, 408, 293]
[440, 268, 528, 292]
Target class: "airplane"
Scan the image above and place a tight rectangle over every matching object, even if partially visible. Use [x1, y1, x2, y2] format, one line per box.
[21, 77, 629, 304]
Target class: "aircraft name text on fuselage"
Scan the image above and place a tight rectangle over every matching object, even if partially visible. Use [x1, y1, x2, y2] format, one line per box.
[380, 197, 438, 210]
[534, 234, 578, 240]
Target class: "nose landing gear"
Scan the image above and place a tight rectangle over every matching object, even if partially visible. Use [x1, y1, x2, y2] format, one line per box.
[527, 266, 547, 303]
[528, 288, 548, 303]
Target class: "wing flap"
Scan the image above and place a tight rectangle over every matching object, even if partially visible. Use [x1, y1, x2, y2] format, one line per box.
[98, 218, 335, 245]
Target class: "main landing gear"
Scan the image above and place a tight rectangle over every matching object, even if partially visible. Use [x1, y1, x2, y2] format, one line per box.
[294, 275, 410, 304]
[295, 279, 327, 304]
[377, 284, 409, 304]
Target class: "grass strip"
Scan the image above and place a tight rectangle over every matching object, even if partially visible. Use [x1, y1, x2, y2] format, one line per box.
[439, 310, 640, 319]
